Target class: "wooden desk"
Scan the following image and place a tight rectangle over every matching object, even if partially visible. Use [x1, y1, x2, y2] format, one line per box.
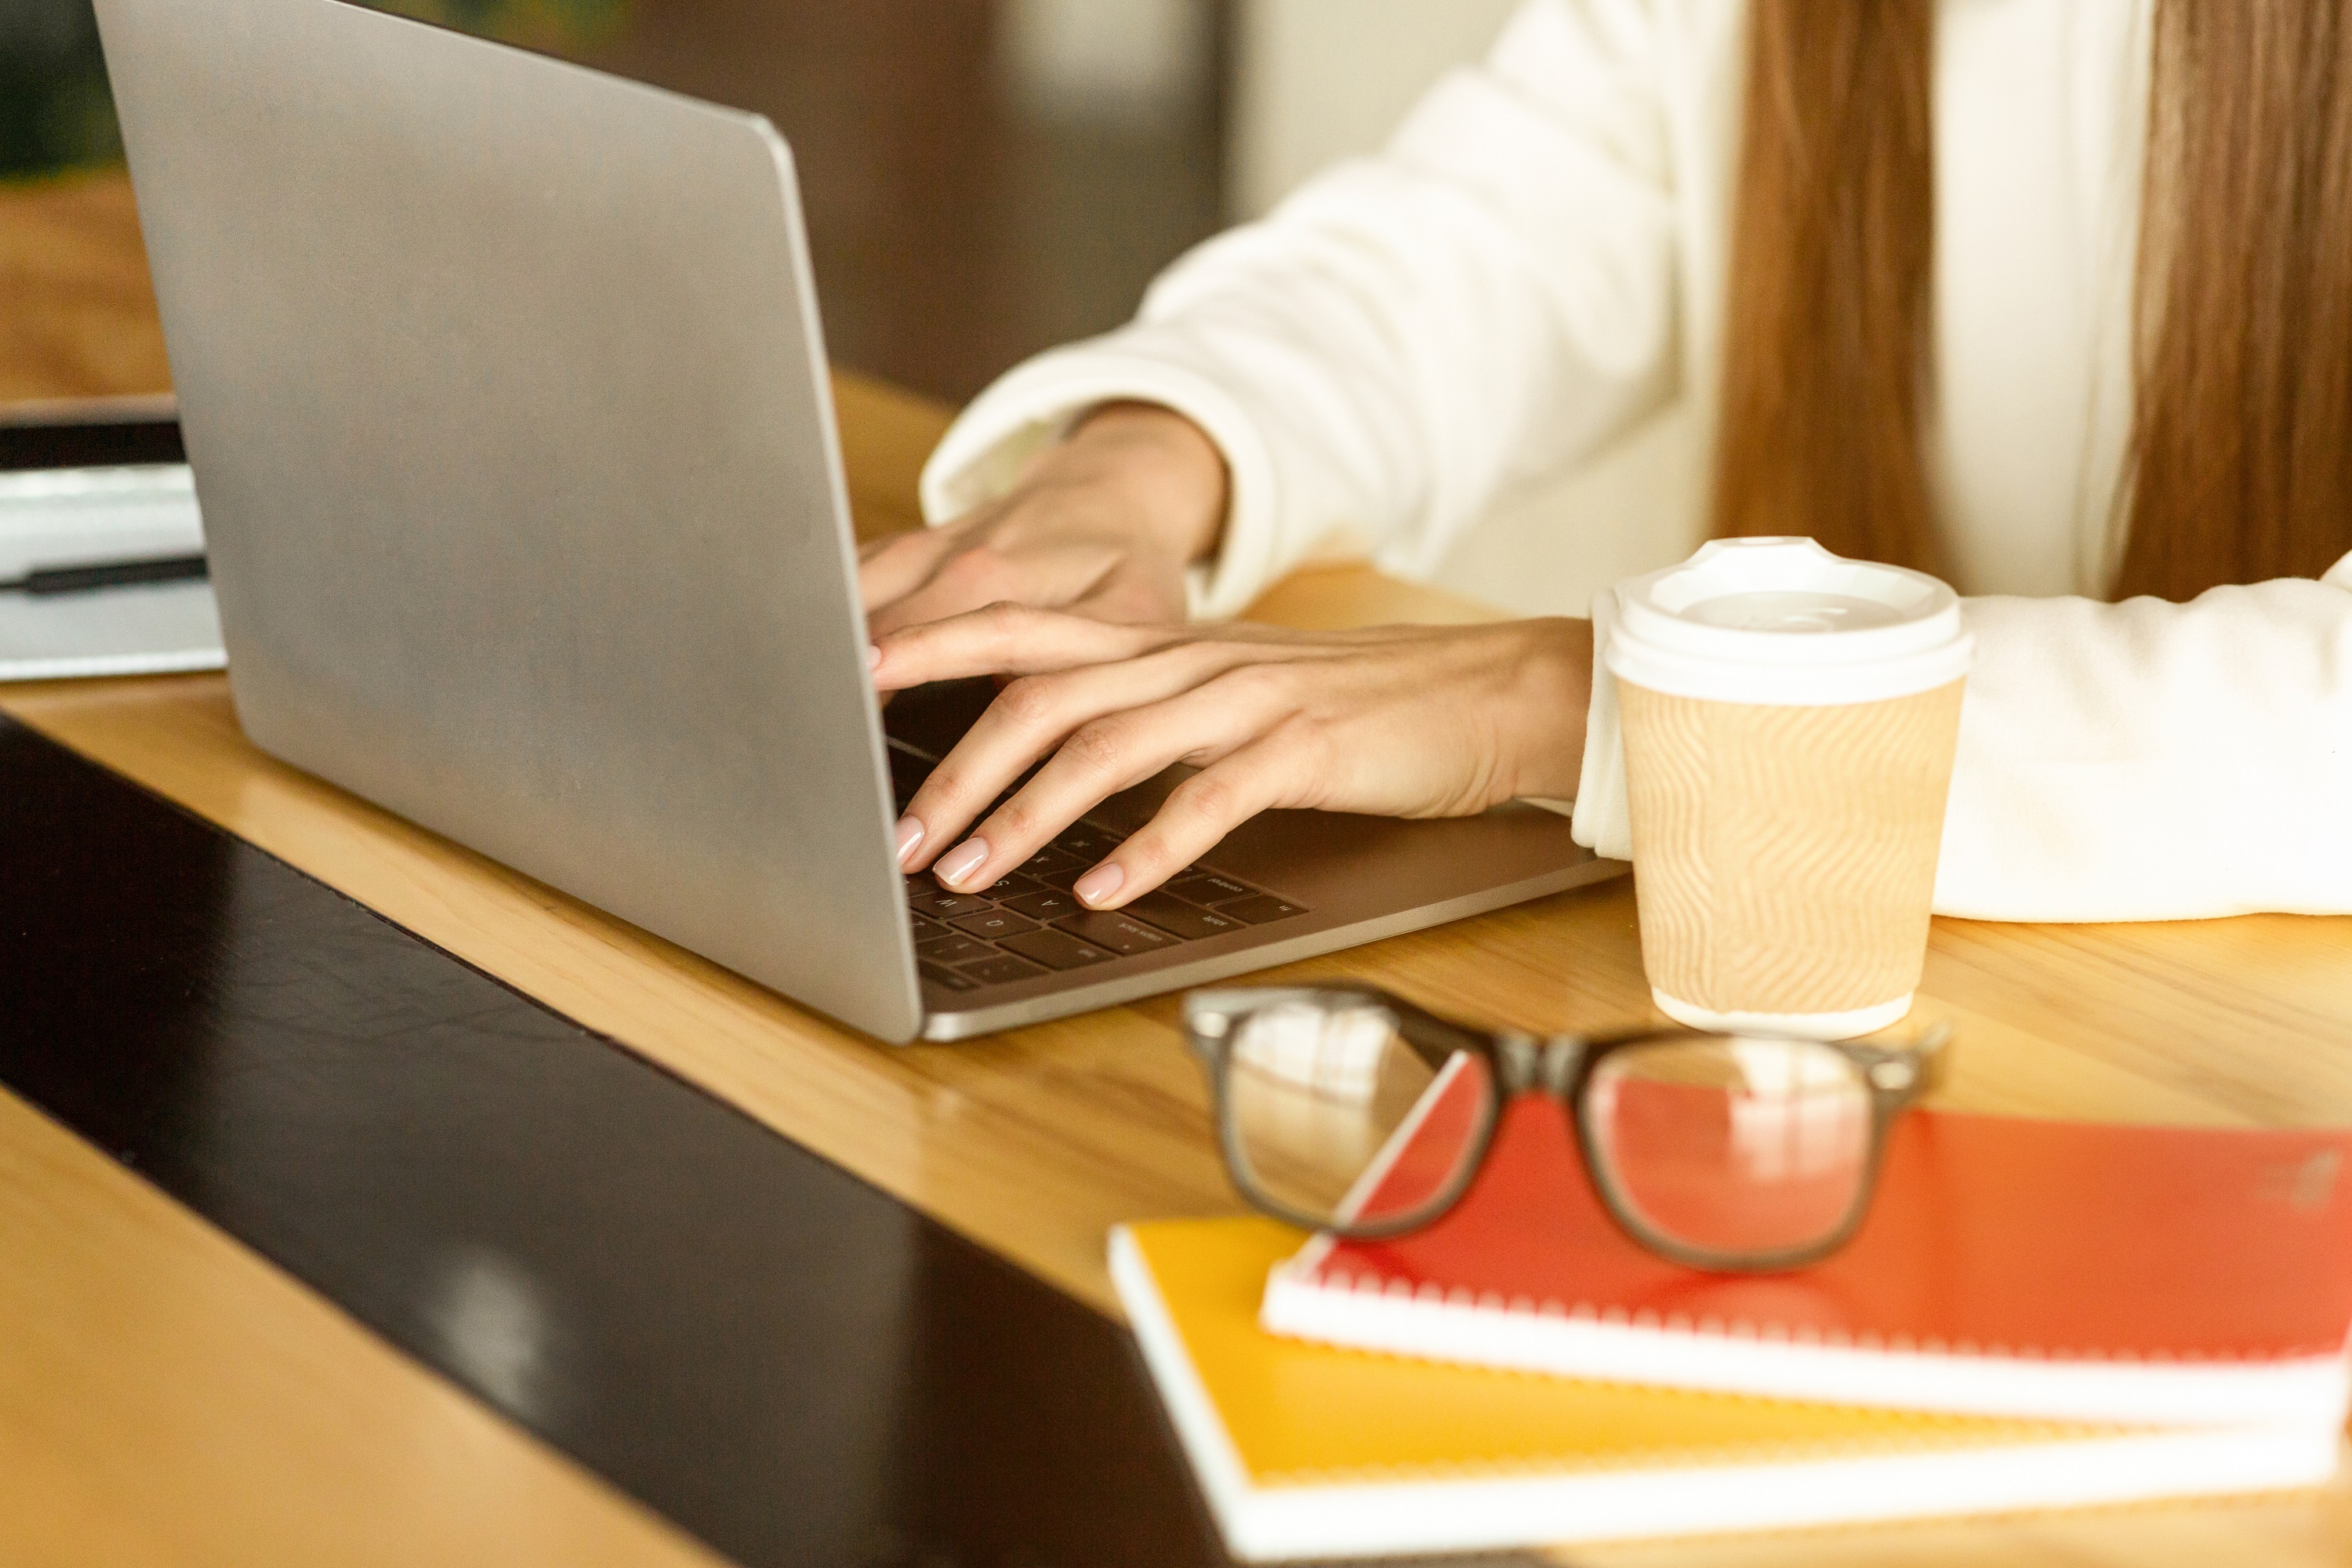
[6, 170, 2352, 1568]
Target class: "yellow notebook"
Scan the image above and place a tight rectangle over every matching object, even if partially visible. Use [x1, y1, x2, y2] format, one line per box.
[1111, 1218, 2338, 1563]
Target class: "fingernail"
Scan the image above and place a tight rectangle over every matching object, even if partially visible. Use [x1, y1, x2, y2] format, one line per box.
[868, 644, 883, 671]
[1073, 862, 1124, 906]
[935, 838, 989, 888]
[894, 815, 924, 867]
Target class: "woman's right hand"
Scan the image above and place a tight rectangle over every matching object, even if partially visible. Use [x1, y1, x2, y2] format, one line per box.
[859, 401, 1228, 637]
[871, 605, 1593, 905]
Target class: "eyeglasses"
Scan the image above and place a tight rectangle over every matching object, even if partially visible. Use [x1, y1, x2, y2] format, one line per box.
[1181, 985, 1952, 1273]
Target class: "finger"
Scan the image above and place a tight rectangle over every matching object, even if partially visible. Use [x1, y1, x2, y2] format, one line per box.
[1073, 728, 1312, 908]
[857, 526, 953, 612]
[866, 540, 1119, 639]
[1061, 566, 1189, 626]
[872, 600, 1178, 691]
[912, 654, 1275, 885]
[960, 676, 1280, 891]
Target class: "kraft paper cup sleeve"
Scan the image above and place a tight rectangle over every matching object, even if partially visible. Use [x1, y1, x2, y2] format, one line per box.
[1604, 539, 1973, 1040]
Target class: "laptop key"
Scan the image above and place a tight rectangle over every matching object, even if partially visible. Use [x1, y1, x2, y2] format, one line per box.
[1030, 863, 1087, 894]
[1216, 892, 1307, 924]
[949, 908, 1040, 941]
[1126, 890, 1243, 942]
[907, 885, 994, 920]
[917, 934, 996, 966]
[1171, 870, 1254, 904]
[1054, 824, 1124, 862]
[918, 961, 981, 992]
[908, 911, 950, 938]
[998, 927, 1116, 971]
[958, 953, 1047, 986]
[976, 870, 1044, 899]
[1000, 887, 1083, 924]
[1054, 910, 1174, 956]
[1020, 844, 1086, 878]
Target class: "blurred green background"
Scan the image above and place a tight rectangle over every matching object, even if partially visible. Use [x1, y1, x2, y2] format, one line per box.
[0, 0, 118, 175]
[0, 0, 630, 179]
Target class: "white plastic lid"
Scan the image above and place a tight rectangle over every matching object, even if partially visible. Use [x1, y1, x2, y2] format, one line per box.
[1606, 538, 1972, 706]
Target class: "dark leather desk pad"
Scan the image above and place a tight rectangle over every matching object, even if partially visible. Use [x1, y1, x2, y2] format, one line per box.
[1, 714, 1550, 1567]
[1, 715, 1229, 1568]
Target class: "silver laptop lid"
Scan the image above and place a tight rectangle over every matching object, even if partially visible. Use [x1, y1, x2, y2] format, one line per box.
[96, 0, 923, 1039]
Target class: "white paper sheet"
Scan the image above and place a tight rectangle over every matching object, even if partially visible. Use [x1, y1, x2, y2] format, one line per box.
[0, 464, 225, 681]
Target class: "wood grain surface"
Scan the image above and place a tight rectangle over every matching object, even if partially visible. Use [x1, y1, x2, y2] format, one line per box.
[9, 169, 2352, 1568]
[0, 1058, 720, 1568]
[0, 172, 172, 406]
[1622, 680, 1965, 1018]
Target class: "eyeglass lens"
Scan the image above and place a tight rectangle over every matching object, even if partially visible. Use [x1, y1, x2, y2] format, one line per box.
[1221, 1000, 1494, 1232]
[1583, 1036, 1875, 1258]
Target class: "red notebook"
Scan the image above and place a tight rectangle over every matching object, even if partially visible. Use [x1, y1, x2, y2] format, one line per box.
[1260, 1062, 2352, 1428]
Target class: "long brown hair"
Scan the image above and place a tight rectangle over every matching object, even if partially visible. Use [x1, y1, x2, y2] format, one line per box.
[1714, 0, 2352, 601]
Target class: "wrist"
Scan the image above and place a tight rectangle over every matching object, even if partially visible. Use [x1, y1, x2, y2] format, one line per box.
[1059, 401, 1229, 566]
[1507, 616, 1593, 802]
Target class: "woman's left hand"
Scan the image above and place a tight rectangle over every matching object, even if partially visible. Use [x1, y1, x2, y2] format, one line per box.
[873, 604, 1592, 910]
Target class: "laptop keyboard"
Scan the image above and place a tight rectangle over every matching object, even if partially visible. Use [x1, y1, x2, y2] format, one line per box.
[891, 744, 1308, 995]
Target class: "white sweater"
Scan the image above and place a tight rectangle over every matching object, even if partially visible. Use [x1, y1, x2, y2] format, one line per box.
[917, 0, 2352, 922]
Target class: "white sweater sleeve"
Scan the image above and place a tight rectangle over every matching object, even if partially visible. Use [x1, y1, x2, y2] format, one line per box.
[1576, 552, 2352, 921]
[918, 0, 1679, 619]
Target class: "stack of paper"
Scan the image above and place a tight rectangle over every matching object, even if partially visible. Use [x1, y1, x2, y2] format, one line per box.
[1264, 1085, 2352, 1428]
[0, 463, 223, 681]
[1116, 1076, 2352, 1559]
[1113, 1218, 2339, 1562]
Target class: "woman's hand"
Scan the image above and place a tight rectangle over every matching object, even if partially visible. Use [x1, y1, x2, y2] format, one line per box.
[860, 402, 1228, 637]
[873, 605, 1592, 909]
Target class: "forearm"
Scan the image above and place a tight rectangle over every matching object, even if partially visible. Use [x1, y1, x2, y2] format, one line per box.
[1570, 558, 2352, 919]
[1933, 572, 2352, 920]
[1501, 615, 1593, 804]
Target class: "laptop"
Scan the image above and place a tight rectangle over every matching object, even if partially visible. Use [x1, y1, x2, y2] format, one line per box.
[94, 0, 1622, 1042]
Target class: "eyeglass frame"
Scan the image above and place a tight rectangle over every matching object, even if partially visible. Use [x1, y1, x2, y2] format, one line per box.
[1181, 983, 1954, 1274]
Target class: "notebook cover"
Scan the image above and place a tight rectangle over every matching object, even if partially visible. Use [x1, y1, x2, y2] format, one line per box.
[1265, 1069, 2352, 1424]
[1114, 1217, 2338, 1561]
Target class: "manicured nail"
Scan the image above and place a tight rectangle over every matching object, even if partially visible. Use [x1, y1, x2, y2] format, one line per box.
[894, 815, 924, 867]
[1073, 862, 1124, 907]
[868, 644, 883, 671]
[935, 838, 989, 888]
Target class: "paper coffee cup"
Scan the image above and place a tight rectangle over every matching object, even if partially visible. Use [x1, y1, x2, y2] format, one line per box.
[1606, 538, 1972, 1040]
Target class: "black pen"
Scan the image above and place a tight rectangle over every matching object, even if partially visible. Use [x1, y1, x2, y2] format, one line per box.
[0, 553, 209, 596]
